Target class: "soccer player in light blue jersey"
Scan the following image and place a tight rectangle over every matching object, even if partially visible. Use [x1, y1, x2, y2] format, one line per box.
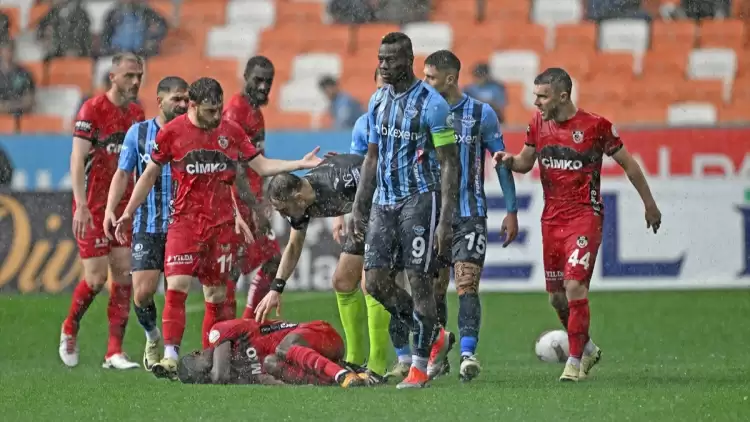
[103, 77, 189, 371]
[419, 50, 519, 381]
[349, 32, 460, 389]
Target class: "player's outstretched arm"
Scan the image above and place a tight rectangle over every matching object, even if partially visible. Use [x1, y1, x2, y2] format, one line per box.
[611, 147, 662, 233]
[209, 342, 232, 384]
[255, 227, 308, 322]
[234, 169, 260, 210]
[121, 161, 161, 219]
[247, 147, 322, 177]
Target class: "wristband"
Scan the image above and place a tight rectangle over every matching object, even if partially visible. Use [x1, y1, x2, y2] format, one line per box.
[270, 278, 286, 294]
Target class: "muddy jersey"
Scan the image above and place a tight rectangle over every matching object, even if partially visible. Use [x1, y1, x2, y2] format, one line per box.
[286, 154, 364, 230]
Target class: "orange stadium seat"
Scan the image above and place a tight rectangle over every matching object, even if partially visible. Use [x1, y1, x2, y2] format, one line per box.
[0, 115, 15, 133]
[341, 51, 378, 81]
[554, 23, 598, 53]
[19, 115, 64, 133]
[29, 4, 50, 28]
[46, 58, 94, 92]
[698, 19, 746, 49]
[577, 77, 628, 108]
[452, 23, 499, 59]
[719, 101, 750, 123]
[302, 25, 352, 54]
[503, 103, 533, 127]
[0, 7, 20, 37]
[615, 105, 667, 125]
[588, 53, 635, 81]
[263, 108, 313, 130]
[24, 62, 45, 89]
[431, 1, 476, 23]
[676, 79, 725, 104]
[650, 21, 696, 52]
[484, 0, 530, 23]
[731, 73, 750, 104]
[179, 0, 227, 27]
[352, 24, 400, 51]
[641, 50, 688, 79]
[541, 49, 593, 81]
[148, 0, 175, 23]
[340, 74, 375, 107]
[275, 1, 325, 25]
[496, 23, 547, 52]
[627, 77, 679, 106]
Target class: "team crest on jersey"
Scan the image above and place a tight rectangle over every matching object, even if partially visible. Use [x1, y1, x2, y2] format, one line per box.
[446, 113, 455, 127]
[461, 116, 476, 128]
[577, 236, 588, 248]
[572, 130, 584, 144]
[404, 105, 418, 119]
[208, 329, 220, 344]
[413, 225, 425, 236]
[218, 136, 229, 149]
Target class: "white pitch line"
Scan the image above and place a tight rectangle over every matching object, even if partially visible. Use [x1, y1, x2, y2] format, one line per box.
[185, 293, 331, 314]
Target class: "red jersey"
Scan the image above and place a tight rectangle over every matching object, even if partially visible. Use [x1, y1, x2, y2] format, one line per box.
[224, 93, 266, 204]
[73, 94, 145, 214]
[208, 318, 300, 378]
[525, 109, 623, 223]
[149, 115, 259, 234]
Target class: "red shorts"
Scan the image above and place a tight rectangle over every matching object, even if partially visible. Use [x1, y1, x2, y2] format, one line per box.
[292, 321, 344, 361]
[541, 217, 602, 292]
[234, 211, 280, 274]
[164, 222, 236, 286]
[74, 207, 130, 259]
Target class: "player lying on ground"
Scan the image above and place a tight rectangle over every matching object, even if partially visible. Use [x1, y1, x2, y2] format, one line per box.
[60, 53, 145, 370]
[223, 56, 282, 321]
[113, 77, 322, 381]
[493, 67, 662, 382]
[349, 32, 460, 389]
[389, 50, 518, 382]
[255, 153, 394, 385]
[103, 76, 189, 371]
[176, 318, 365, 387]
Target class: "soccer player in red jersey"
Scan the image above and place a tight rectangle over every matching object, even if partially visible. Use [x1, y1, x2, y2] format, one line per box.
[114, 77, 321, 380]
[59, 53, 145, 370]
[493, 68, 662, 382]
[222, 56, 281, 320]
[176, 318, 365, 387]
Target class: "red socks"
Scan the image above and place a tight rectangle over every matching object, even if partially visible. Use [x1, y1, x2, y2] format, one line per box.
[162, 290, 188, 348]
[202, 302, 224, 348]
[567, 298, 590, 359]
[242, 270, 272, 319]
[223, 279, 237, 320]
[105, 282, 132, 358]
[62, 280, 98, 336]
[273, 359, 334, 385]
[286, 345, 344, 382]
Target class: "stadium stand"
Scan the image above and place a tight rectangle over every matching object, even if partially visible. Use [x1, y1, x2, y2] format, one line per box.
[0, 0, 746, 132]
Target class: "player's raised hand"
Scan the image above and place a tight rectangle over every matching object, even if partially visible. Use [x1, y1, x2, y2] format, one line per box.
[347, 213, 365, 243]
[645, 203, 662, 234]
[103, 209, 118, 240]
[500, 213, 519, 247]
[114, 210, 132, 244]
[300, 146, 322, 169]
[332, 215, 346, 244]
[235, 214, 254, 243]
[255, 290, 281, 323]
[73, 205, 95, 239]
[492, 151, 514, 169]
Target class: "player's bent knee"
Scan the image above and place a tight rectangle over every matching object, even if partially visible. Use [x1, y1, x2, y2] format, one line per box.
[166, 275, 192, 292]
[563, 280, 587, 300]
[276, 333, 305, 357]
[82, 256, 109, 288]
[203, 285, 227, 304]
[549, 291, 567, 309]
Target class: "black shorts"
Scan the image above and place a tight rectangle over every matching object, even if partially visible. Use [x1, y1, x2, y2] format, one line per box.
[451, 216, 487, 266]
[364, 191, 441, 273]
[131, 232, 167, 272]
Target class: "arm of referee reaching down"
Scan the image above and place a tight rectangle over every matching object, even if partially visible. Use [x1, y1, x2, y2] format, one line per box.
[274, 227, 307, 286]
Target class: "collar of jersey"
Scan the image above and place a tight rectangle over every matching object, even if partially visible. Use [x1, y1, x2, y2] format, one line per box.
[387, 79, 421, 100]
[151, 117, 160, 129]
[450, 93, 469, 111]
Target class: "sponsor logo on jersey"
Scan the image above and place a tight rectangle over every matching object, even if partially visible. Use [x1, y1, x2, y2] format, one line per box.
[75, 120, 92, 133]
[540, 157, 583, 170]
[166, 254, 193, 264]
[186, 162, 228, 174]
[379, 125, 422, 141]
[455, 133, 478, 144]
[106, 143, 124, 154]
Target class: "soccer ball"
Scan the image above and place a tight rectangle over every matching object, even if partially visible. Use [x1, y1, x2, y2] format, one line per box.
[534, 330, 569, 363]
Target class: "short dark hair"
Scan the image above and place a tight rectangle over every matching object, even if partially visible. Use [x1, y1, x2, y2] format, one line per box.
[318, 76, 337, 90]
[244, 55, 274, 79]
[156, 76, 188, 95]
[177, 353, 208, 384]
[381, 32, 413, 59]
[267, 173, 304, 202]
[112, 52, 143, 67]
[472, 63, 489, 78]
[189, 77, 223, 104]
[534, 68, 573, 96]
[424, 50, 461, 73]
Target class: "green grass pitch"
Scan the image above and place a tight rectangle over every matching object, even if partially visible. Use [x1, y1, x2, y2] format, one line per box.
[1, 290, 749, 421]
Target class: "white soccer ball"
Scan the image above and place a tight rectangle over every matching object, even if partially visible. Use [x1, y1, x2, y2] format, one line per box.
[534, 330, 569, 363]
